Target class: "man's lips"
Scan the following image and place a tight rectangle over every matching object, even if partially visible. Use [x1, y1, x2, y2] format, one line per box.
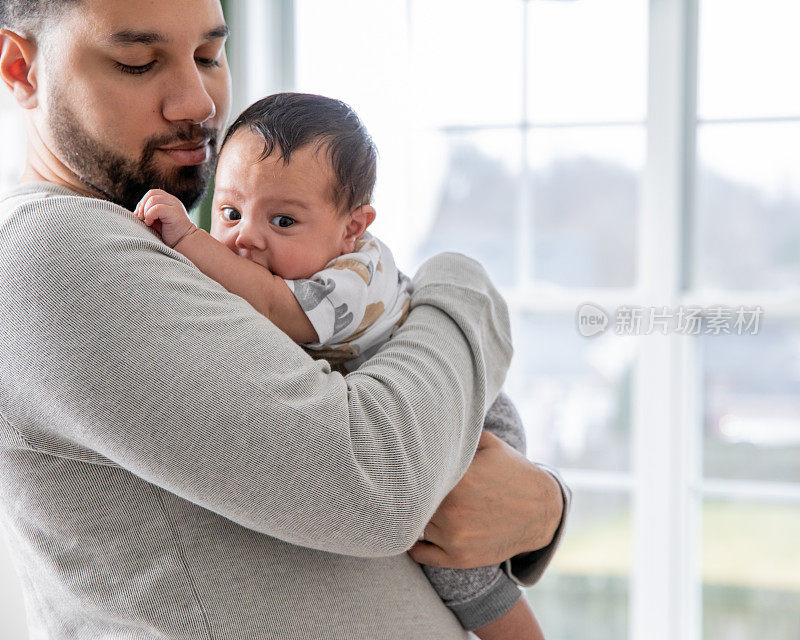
[157, 140, 211, 166]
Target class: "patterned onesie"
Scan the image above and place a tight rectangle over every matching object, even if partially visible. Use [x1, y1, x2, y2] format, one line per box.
[285, 232, 412, 372]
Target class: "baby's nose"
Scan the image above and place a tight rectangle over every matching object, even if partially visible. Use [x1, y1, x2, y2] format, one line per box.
[235, 226, 267, 252]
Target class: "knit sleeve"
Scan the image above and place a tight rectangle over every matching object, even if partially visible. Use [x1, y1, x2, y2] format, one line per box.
[0, 191, 512, 558]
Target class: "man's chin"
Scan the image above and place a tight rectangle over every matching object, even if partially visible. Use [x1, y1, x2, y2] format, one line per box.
[151, 163, 212, 210]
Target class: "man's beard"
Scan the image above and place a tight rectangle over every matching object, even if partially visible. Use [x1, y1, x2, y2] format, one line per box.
[48, 93, 218, 212]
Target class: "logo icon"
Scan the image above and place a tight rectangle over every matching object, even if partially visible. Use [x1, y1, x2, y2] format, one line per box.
[576, 303, 609, 338]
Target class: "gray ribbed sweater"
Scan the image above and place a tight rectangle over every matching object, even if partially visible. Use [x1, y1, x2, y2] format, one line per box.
[0, 182, 567, 639]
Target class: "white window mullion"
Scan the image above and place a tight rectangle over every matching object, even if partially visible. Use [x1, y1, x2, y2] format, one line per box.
[518, 0, 532, 286]
[679, 329, 703, 640]
[632, 3, 699, 640]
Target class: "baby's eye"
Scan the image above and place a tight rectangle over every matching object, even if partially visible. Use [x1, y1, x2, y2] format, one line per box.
[221, 206, 241, 222]
[270, 215, 295, 229]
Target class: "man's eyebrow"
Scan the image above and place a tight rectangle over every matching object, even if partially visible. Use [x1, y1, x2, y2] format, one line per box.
[108, 24, 229, 46]
[204, 25, 230, 41]
[109, 30, 165, 46]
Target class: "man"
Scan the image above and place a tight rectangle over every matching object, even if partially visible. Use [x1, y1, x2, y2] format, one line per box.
[0, 1, 569, 638]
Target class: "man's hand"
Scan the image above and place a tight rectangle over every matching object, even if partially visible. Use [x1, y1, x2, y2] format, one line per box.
[134, 189, 198, 249]
[407, 430, 563, 569]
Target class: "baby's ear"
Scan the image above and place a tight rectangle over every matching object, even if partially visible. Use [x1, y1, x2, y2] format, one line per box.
[342, 205, 376, 252]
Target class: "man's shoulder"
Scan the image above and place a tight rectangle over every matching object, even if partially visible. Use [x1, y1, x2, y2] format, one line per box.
[1, 181, 127, 223]
[0, 181, 148, 251]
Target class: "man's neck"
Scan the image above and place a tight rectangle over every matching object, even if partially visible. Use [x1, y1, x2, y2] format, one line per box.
[18, 164, 94, 198]
[20, 124, 98, 200]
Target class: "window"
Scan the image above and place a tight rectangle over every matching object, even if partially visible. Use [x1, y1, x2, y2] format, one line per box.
[694, 1, 800, 637]
[292, 1, 800, 639]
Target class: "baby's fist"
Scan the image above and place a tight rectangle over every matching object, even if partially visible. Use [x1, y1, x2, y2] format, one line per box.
[134, 189, 198, 249]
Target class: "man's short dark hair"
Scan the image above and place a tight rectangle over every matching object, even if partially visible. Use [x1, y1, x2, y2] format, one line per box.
[0, 1, 79, 35]
[221, 93, 378, 214]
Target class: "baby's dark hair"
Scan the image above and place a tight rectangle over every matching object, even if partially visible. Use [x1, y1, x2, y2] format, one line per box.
[221, 93, 377, 215]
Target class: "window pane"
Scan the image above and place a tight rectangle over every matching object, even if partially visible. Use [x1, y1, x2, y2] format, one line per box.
[701, 320, 800, 483]
[527, 126, 643, 288]
[507, 314, 635, 472]
[530, 490, 631, 640]
[411, 130, 521, 288]
[698, 0, 800, 120]
[410, 0, 524, 127]
[702, 499, 800, 640]
[295, 0, 408, 114]
[694, 122, 800, 291]
[526, 0, 647, 124]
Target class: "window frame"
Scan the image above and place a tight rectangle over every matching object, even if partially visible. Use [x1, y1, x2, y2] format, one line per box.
[284, 2, 800, 639]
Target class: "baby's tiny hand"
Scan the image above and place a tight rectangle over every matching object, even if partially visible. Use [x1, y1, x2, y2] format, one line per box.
[134, 189, 198, 249]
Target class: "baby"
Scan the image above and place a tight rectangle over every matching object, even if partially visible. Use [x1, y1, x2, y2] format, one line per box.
[134, 92, 544, 640]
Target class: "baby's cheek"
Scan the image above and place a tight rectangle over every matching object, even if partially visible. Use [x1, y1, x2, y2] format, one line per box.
[209, 227, 232, 249]
[278, 243, 328, 280]
[208, 222, 223, 242]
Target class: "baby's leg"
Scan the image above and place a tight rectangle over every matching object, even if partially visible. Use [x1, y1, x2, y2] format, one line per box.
[473, 597, 545, 640]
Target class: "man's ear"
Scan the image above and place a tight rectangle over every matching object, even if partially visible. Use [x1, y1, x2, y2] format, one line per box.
[342, 205, 376, 253]
[0, 29, 38, 108]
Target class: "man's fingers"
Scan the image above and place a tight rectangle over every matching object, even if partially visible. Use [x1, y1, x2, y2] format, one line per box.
[407, 541, 475, 570]
[476, 428, 500, 450]
[406, 541, 450, 567]
[417, 519, 444, 544]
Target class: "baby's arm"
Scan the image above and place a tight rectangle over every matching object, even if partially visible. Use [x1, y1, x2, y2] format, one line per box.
[134, 189, 317, 343]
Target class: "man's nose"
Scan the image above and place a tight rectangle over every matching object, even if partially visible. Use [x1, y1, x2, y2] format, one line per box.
[162, 63, 217, 125]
